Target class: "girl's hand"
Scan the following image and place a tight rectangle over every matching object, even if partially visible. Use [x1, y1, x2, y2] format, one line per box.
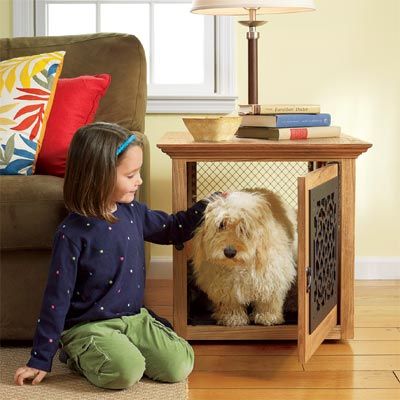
[207, 191, 229, 202]
[14, 366, 47, 386]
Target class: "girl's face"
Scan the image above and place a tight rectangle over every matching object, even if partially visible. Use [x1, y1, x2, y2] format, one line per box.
[111, 146, 143, 206]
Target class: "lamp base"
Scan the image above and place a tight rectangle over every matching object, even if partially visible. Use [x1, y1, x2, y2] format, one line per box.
[238, 20, 267, 28]
[238, 10, 267, 105]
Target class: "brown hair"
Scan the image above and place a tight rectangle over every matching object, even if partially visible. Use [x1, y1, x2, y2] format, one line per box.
[63, 122, 144, 223]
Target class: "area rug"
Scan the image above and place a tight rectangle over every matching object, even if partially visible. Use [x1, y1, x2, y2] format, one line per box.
[0, 347, 188, 400]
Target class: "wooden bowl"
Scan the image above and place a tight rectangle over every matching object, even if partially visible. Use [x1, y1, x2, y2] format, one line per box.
[182, 116, 242, 142]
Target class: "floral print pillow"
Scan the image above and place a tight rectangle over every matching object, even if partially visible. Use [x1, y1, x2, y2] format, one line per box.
[0, 51, 65, 175]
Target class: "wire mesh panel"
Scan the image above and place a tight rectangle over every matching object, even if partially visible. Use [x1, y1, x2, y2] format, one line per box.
[195, 162, 310, 208]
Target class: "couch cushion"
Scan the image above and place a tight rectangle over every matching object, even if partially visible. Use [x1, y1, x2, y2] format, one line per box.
[0, 51, 65, 175]
[0, 33, 147, 134]
[0, 175, 67, 250]
[35, 74, 111, 177]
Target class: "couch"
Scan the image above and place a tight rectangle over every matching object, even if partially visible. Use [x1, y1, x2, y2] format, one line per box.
[0, 33, 149, 340]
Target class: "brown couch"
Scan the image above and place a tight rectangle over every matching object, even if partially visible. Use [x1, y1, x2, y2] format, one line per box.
[0, 33, 149, 340]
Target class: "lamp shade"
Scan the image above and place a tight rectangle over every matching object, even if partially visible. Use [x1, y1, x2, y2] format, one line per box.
[191, 0, 316, 15]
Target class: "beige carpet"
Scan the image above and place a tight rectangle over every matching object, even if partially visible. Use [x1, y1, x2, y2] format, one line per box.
[0, 347, 188, 400]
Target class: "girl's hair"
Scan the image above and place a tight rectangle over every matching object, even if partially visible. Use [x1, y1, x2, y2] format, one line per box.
[63, 122, 144, 223]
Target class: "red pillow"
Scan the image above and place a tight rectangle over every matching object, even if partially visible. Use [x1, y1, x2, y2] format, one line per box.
[35, 74, 111, 177]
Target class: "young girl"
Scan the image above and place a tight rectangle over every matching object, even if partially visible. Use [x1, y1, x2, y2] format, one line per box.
[14, 122, 210, 389]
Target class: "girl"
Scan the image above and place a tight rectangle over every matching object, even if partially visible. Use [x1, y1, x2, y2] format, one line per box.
[14, 122, 210, 389]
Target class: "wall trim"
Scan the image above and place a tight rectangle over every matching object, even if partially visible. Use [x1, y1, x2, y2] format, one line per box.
[13, 0, 35, 37]
[355, 257, 400, 280]
[148, 256, 173, 279]
[147, 95, 237, 114]
[149, 256, 400, 280]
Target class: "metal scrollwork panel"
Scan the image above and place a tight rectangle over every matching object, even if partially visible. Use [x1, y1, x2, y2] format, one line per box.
[309, 176, 339, 334]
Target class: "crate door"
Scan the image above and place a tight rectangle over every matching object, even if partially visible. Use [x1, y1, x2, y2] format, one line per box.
[298, 164, 339, 364]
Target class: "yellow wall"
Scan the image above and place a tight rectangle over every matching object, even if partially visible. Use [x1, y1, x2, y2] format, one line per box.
[0, 0, 12, 38]
[149, 0, 400, 258]
[2, 0, 399, 258]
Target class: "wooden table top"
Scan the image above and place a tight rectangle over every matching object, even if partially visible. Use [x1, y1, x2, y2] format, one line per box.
[157, 132, 372, 161]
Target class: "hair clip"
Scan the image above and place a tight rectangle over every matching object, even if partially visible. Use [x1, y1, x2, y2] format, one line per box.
[116, 134, 136, 156]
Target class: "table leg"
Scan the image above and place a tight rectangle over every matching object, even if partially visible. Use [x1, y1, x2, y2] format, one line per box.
[340, 159, 356, 339]
[172, 160, 188, 338]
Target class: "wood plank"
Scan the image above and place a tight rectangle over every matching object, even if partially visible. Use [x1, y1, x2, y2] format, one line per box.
[340, 158, 356, 339]
[144, 279, 172, 306]
[189, 370, 399, 389]
[297, 171, 308, 361]
[157, 132, 372, 161]
[353, 328, 400, 340]
[145, 305, 172, 324]
[305, 355, 400, 371]
[189, 388, 400, 400]
[298, 164, 339, 363]
[194, 354, 400, 372]
[355, 285, 400, 296]
[143, 278, 400, 396]
[306, 307, 338, 362]
[302, 163, 338, 189]
[192, 340, 400, 356]
[356, 297, 400, 307]
[355, 285, 400, 306]
[194, 355, 302, 371]
[355, 306, 400, 327]
[143, 280, 400, 325]
[145, 278, 172, 289]
[192, 341, 298, 356]
[187, 324, 341, 340]
[315, 341, 400, 356]
[355, 280, 400, 287]
[172, 159, 188, 338]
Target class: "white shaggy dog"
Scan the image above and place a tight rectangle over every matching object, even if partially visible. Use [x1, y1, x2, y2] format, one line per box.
[192, 189, 297, 326]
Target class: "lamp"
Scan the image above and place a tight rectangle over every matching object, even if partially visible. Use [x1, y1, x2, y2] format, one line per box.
[191, 0, 316, 105]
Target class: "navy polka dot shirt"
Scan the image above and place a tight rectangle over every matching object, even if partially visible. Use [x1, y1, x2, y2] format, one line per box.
[27, 200, 207, 372]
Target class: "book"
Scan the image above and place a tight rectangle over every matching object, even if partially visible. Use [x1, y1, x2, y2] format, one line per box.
[238, 104, 320, 115]
[236, 126, 341, 140]
[241, 113, 331, 128]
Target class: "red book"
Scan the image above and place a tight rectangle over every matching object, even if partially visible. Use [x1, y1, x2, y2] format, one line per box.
[236, 126, 341, 141]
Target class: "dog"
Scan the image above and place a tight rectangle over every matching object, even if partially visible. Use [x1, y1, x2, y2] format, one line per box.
[191, 189, 297, 326]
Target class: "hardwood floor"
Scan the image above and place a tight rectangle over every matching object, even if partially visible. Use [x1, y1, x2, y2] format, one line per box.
[144, 280, 400, 400]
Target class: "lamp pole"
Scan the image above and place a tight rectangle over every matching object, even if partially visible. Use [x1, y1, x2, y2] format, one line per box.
[240, 9, 266, 105]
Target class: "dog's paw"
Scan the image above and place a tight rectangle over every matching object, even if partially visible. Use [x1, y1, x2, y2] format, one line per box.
[251, 311, 284, 326]
[213, 311, 250, 326]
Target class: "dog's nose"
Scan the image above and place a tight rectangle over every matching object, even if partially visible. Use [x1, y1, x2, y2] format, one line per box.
[224, 246, 237, 258]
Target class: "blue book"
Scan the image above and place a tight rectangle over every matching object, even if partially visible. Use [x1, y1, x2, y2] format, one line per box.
[241, 113, 331, 128]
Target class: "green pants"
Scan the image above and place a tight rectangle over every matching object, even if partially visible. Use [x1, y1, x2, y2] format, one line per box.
[60, 308, 194, 389]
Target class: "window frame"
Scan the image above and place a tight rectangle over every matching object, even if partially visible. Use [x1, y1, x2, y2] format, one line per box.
[12, 0, 236, 114]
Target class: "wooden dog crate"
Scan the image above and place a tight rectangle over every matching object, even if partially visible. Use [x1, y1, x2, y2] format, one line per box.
[157, 132, 371, 363]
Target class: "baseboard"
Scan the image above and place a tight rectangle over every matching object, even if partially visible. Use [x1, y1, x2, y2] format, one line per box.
[148, 257, 173, 279]
[355, 257, 400, 280]
[148, 256, 400, 280]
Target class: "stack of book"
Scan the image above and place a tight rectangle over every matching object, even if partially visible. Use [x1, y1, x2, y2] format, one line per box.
[236, 104, 341, 140]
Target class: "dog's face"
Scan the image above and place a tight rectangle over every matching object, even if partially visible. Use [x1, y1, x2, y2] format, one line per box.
[194, 192, 270, 268]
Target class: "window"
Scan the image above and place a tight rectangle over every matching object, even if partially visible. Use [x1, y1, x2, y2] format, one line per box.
[13, 0, 236, 113]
